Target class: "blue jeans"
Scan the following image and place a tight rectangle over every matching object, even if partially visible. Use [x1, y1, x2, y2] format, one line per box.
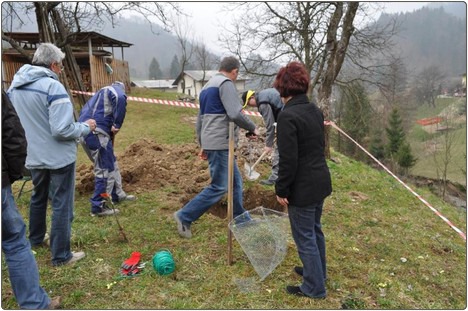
[288, 202, 327, 298]
[177, 150, 246, 225]
[29, 162, 75, 266]
[2, 185, 50, 309]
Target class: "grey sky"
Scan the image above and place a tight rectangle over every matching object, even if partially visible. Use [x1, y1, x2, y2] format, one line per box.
[179, 1, 428, 54]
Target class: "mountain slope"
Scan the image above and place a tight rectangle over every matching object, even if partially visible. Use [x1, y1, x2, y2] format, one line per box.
[377, 6, 466, 77]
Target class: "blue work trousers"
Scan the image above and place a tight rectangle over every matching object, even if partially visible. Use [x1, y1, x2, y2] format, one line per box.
[83, 133, 119, 213]
[178, 150, 246, 224]
[2, 185, 50, 308]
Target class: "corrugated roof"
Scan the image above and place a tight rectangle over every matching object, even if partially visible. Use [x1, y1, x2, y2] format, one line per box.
[131, 80, 176, 88]
[174, 70, 248, 85]
[184, 70, 219, 81]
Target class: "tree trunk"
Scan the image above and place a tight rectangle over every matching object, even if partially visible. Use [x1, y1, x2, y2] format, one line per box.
[317, 2, 359, 158]
[50, 7, 87, 112]
[33, 2, 87, 119]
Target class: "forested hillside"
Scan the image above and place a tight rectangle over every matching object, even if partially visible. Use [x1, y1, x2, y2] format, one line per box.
[101, 20, 179, 79]
[377, 6, 466, 78]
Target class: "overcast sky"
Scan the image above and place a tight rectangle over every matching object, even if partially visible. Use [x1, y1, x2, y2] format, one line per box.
[178, 1, 429, 54]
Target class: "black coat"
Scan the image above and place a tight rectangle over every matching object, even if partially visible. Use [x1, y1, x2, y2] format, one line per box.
[275, 94, 332, 206]
[2, 90, 27, 187]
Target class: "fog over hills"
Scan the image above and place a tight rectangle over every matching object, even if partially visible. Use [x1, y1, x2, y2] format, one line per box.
[101, 20, 180, 79]
[110, 2, 466, 80]
[376, 5, 466, 78]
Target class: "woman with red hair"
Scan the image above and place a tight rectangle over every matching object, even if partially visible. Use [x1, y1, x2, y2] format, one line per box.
[273, 61, 332, 299]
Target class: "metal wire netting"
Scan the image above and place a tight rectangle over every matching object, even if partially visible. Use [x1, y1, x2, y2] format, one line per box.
[228, 206, 290, 281]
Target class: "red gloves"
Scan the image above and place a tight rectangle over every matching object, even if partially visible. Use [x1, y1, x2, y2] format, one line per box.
[121, 252, 141, 276]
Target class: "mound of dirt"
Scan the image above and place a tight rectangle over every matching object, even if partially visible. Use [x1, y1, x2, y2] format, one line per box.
[76, 138, 283, 217]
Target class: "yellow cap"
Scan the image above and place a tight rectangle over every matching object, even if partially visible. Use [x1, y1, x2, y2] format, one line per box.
[243, 90, 255, 108]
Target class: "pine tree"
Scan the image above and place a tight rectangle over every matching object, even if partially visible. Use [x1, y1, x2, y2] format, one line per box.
[369, 129, 385, 160]
[340, 82, 372, 159]
[396, 142, 417, 175]
[169, 55, 181, 79]
[148, 57, 163, 79]
[385, 108, 405, 156]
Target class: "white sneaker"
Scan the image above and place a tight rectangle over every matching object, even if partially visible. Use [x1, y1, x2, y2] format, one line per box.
[91, 208, 120, 217]
[47, 296, 61, 309]
[65, 251, 86, 265]
[42, 232, 50, 247]
[173, 212, 192, 239]
[119, 195, 136, 201]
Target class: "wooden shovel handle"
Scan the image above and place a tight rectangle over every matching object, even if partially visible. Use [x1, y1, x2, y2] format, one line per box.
[250, 137, 277, 171]
[249, 149, 269, 171]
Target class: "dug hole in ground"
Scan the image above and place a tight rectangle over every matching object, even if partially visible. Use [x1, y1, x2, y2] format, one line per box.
[76, 133, 285, 218]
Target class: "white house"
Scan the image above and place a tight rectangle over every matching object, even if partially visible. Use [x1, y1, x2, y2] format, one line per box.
[173, 70, 248, 99]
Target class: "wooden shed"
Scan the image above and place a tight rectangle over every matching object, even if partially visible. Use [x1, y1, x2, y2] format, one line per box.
[2, 31, 133, 93]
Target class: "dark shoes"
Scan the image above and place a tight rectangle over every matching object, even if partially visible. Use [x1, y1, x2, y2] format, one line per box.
[286, 285, 307, 297]
[294, 266, 303, 276]
[286, 285, 326, 299]
[31, 233, 50, 248]
[260, 179, 275, 186]
[288, 267, 327, 299]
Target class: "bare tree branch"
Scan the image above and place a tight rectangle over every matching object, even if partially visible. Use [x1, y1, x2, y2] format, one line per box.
[1, 30, 33, 61]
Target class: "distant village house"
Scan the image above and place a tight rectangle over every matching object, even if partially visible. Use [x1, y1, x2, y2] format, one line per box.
[173, 70, 248, 99]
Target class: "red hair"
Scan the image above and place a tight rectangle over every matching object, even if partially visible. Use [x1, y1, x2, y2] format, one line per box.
[273, 61, 310, 97]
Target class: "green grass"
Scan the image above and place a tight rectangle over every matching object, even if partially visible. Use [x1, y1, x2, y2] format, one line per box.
[2, 89, 466, 309]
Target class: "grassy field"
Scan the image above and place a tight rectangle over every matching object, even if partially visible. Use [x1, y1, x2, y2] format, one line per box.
[408, 97, 467, 186]
[2, 89, 466, 309]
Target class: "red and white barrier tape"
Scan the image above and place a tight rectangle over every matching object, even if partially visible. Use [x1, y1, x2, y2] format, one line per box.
[327, 121, 466, 241]
[72, 90, 465, 240]
[71, 90, 262, 117]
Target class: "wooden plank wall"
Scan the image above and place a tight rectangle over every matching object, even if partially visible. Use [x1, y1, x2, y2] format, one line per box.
[2, 55, 131, 94]
[89, 56, 131, 93]
[2, 55, 24, 90]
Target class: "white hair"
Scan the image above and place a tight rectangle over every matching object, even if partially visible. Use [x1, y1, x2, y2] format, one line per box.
[32, 43, 65, 67]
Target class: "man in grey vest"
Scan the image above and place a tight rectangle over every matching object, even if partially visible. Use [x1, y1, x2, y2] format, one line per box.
[173, 56, 259, 238]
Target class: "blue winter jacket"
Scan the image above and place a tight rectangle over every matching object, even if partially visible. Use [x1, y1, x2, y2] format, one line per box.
[7, 64, 91, 170]
[78, 83, 127, 134]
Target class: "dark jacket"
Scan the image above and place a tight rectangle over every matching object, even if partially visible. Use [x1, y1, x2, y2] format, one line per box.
[2, 90, 27, 187]
[275, 94, 332, 206]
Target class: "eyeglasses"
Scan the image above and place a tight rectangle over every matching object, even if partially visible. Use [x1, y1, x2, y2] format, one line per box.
[54, 62, 64, 71]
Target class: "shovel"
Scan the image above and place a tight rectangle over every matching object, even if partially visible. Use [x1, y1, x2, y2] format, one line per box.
[244, 148, 269, 181]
